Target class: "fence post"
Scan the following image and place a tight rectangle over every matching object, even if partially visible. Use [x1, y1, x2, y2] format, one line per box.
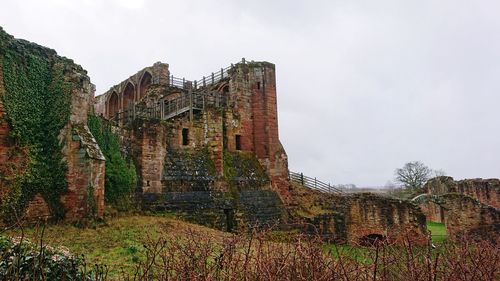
[315, 177, 317, 188]
[211, 72, 214, 84]
[300, 173, 304, 186]
[189, 91, 194, 122]
[160, 100, 164, 119]
[221, 68, 224, 79]
[194, 80, 197, 89]
[203, 76, 206, 87]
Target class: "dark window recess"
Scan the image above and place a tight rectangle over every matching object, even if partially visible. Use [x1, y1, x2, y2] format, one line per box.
[235, 135, 242, 150]
[182, 128, 189, 145]
[257, 82, 261, 89]
[224, 209, 234, 232]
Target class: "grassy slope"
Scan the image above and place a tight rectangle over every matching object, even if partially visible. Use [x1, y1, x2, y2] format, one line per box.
[6, 214, 228, 277]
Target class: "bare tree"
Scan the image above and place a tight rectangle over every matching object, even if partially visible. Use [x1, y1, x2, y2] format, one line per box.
[394, 161, 432, 190]
[432, 169, 447, 177]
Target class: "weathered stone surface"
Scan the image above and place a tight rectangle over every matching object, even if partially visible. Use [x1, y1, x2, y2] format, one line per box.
[439, 193, 500, 242]
[143, 189, 285, 231]
[425, 176, 500, 208]
[289, 184, 428, 245]
[95, 60, 290, 203]
[0, 27, 105, 222]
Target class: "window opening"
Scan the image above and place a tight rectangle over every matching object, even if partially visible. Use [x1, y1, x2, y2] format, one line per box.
[182, 128, 189, 146]
[235, 135, 241, 150]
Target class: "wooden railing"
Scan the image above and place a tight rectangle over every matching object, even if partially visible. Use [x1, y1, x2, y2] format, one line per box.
[167, 58, 246, 90]
[113, 91, 227, 123]
[112, 59, 247, 122]
[289, 171, 341, 193]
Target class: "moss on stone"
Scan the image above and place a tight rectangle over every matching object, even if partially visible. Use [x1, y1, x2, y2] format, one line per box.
[0, 27, 82, 220]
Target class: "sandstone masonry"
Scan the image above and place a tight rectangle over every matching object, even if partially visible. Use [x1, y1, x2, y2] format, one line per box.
[0, 27, 105, 222]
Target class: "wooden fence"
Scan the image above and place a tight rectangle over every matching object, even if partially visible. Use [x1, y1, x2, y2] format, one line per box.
[289, 171, 341, 193]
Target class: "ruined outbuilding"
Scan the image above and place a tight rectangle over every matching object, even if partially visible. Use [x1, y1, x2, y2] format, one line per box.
[289, 184, 428, 245]
[416, 176, 500, 242]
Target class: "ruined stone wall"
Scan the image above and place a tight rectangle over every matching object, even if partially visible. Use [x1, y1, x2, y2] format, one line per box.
[425, 176, 499, 208]
[95, 62, 170, 118]
[130, 121, 167, 194]
[418, 201, 445, 223]
[288, 184, 428, 245]
[0, 27, 105, 222]
[142, 190, 286, 231]
[343, 194, 427, 245]
[439, 194, 500, 242]
[98, 60, 290, 199]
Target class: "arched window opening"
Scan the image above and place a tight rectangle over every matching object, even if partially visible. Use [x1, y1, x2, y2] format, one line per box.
[139, 72, 152, 100]
[108, 92, 119, 119]
[123, 82, 135, 109]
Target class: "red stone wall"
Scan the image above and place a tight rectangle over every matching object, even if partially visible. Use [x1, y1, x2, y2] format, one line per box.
[25, 194, 51, 220]
[98, 60, 290, 202]
[440, 194, 500, 242]
[418, 201, 445, 223]
[96, 62, 170, 118]
[0, 33, 105, 222]
[345, 194, 428, 245]
[132, 122, 167, 193]
[62, 126, 105, 220]
[425, 176, 499, 208]
[229, 62, 291, 202]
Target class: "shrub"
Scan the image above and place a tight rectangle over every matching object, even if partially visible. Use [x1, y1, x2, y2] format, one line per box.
[88, 115, 137, 209]
[0, 234, 107, 280]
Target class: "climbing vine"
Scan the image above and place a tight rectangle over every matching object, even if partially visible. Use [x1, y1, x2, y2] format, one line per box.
[87, 115, 137, 208]
[1, 38, 73, 220]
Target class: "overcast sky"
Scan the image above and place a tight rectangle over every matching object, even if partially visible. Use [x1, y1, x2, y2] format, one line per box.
[1, 0, 499, 187]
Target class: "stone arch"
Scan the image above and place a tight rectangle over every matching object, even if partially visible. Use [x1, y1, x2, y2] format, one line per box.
[216, 82, 229, 94]
[122, 82, 135, 109]
[107, 91, 119, 119]
[359, 233, 386, 246]
[139, 71, 152, 100]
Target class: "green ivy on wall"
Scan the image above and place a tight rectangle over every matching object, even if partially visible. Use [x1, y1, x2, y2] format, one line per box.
[1, 39, 72, 220]
[88, 115, 137, 208]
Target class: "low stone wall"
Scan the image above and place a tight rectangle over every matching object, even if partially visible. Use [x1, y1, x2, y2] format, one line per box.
[425, 176, 499, 208]
[439, 194, 500, 243]
[142, 189, 286, 232]
[341, 193, 427, 245]
[289, 185, 428, 245]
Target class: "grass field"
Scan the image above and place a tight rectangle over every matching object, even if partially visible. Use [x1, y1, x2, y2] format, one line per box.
[427, 221, 447, 243]
[5, 215, 450, 277]
[5, 214, 227, 277]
